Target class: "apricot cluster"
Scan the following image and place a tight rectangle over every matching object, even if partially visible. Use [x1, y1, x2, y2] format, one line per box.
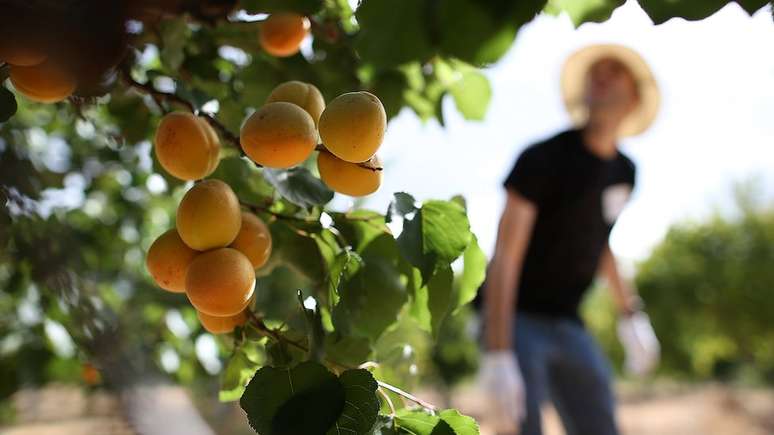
[145, 180, 273, 334]
[241, 81, 387, 197]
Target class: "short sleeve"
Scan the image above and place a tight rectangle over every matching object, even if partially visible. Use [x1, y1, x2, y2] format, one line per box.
[503, 145, 553, 207]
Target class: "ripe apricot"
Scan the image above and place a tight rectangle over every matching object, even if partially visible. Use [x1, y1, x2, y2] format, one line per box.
[266, 81, 325, 126]
[176, 179, 241, 251]
[186, 248, 255, 317]
[0, 41, 46, 67]
[9, 61, 76, 103]
[240, 102, 317, 168]
[318, 91, 386, 163]
[198, 116, 222, 174]
[197, 309, 248, 334]
[259, 13, 310, 57]
[317, 152, 382, 197]
[154, 112, 221, 181]
[146, 229, 199, 293]
[229, 211, 272, 269]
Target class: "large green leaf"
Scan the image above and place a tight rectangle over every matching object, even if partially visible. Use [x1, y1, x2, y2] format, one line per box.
[264, 167, 334, 208]
[545, 0, 626, 26]
[337, 234, 409, 341]
[0, 86, 17, 123]
[325, 369, 380, 435]
[636, 0, 727, 24]
[324, 334, 371, 367]
[435, 0, 519, 66]
[326, 248, 363, 306]
[449, 69, 491, 121]
[159, 18, 190, 72]
[397, 199, 472, 284]
[734, 0, 770, 14]
[241, 361, 377, 435]
[395, 409, 479, 435]
[455, 235, 486, 312]
[354, 0, 435, 70]
[220, 348, 262, 402]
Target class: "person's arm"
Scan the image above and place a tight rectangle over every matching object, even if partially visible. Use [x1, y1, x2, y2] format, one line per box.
[484, 189, 537, 350]
[598, 242, 641, 317]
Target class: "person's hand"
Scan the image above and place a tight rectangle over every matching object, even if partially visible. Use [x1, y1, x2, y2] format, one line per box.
[617, 311, 660, 376]
[478, 350, 525, 433]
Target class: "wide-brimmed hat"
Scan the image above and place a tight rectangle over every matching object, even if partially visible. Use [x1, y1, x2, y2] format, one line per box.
[561, 44, 660, 137]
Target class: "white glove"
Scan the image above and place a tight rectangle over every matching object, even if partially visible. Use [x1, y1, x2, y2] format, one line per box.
[617, 311, 660, 376]
[478, 351, 526, 432]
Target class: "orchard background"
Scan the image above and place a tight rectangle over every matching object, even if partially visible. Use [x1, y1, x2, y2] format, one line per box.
[1, 1, 773, 434]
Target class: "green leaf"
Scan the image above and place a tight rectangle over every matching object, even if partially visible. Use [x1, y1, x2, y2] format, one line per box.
[159, 19, 190, 71]
[269, 221, 326, 283]
[354, 0, 435, 70]
[325, 369, 380, 435]
[0, 86, 17, 123]
[219, 349, 261, 402]
[386, 192, 418, 223]
[435, 0, 520, 66]
[455, 235, 486, 312]
[208, 156, 275, 204]
[338, 234, 409, 341]
[636, 0, 727, 24]
[264, 167, 334, 208]
[324, 334, 372, 367]
[395, 409, 479, 435]
[398, 199, 472, 285]
[545, 0, 626, 26]
[421, 200, 471, 265]
[327, 249, 364, 306]
[449, 69, 491, 121]
[240, 362, 378, 435]
[734, 0, 769, 14]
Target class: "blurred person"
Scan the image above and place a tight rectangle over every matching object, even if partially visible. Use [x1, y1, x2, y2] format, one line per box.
[478, 44, 661, 435]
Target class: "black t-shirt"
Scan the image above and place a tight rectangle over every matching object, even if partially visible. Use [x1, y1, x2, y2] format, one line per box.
[503, 129, 636, 320]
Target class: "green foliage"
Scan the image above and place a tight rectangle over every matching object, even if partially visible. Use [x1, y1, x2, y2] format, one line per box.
[634, 194, 774, 383]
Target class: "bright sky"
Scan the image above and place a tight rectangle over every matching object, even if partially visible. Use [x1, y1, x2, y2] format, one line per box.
[350, 0, 774, 265]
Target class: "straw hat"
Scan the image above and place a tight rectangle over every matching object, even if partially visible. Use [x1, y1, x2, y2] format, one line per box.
[561, 44, 660, 137]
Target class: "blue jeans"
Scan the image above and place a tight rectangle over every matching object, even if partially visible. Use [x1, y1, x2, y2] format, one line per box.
[514, 312, 619, 435]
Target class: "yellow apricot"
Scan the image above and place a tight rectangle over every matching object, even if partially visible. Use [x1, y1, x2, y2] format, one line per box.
[266, 81, 325, 126]
[186, 248, 255, 317]
[197, 116, 222, 174]
[317, 152, 382, 197]
[240, 102, 317, 168]
[0, 41, 46, 66]
[154, 112, 220, 181]
[146, 229, 199, 293]
[9, 61, 76, 103]
[197, 310, 248, 334]
[176, 179, 241, 251]
[229, 211, 272, 269]
[318, 91, 386, 163]
[259, 13, 310, 57]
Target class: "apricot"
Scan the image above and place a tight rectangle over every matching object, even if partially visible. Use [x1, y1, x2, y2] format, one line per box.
[9, 61, 76, 103]
[318, 91, 386, 163]
[197, 310, 248, 334]
[317, 152, 382, 197]
[259, 13, 310, 57]
[266, 81, 325, 126]
[240, 102, 317, 168]
[154, 112, 220, 181]
[186, 248, 255, 317]
[0, 41, 46, 67]
[176, 179, 241, 251]
[229, 211, 272, 269]
[146, 229, 199, 293]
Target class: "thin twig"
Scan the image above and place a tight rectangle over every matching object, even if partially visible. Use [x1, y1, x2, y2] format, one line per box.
[377, 381, 437, 411]
[378, 387, 397, 417]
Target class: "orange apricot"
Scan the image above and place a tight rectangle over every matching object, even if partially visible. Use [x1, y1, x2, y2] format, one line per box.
[185, 248, 255, 317]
